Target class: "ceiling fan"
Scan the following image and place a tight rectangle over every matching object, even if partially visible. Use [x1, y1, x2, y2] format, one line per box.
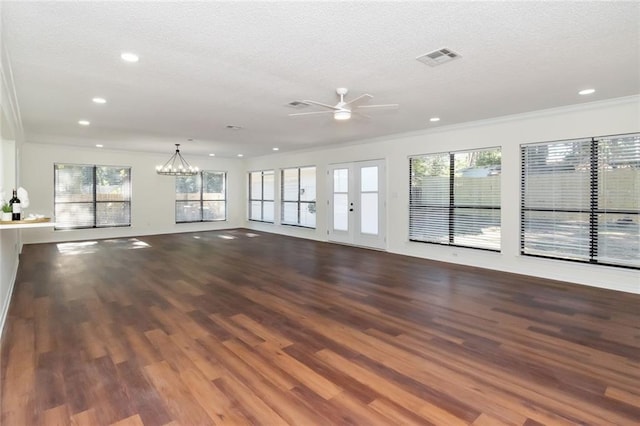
[289, 88, 398, 121]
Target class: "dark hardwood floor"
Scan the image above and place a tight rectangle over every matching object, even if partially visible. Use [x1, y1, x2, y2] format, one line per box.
[1, 229, 639, 425]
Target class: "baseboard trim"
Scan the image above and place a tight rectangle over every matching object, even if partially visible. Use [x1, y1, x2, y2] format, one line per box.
[0, 257, 19, 340]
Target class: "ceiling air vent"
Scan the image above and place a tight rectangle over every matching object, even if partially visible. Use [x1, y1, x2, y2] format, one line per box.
[416, 48, 461, 67]
[286, 100, 310, 109]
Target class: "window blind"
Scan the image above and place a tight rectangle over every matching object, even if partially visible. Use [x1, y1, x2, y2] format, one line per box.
[176, 171, 226, 223]
[281, 166, 316, 228]
[521, 133, 639, 269]
[410, 148, 501, 251]
[249, 170, 274, 222]
[54, 164, 131, 229]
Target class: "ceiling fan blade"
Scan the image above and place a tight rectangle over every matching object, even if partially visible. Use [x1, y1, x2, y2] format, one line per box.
[353, 111, 371, 120]
[302, 100, 340, 110]
[356, 103, 399, 110]
[344, 93, 373, 107]
[289, 110, 335, 117]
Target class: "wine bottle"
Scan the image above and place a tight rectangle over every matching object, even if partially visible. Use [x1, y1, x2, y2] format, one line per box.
[9, 189, 21, 221]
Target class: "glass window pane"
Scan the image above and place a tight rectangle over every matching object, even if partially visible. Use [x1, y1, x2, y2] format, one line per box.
[453, 208, 500, 250]
[282, 169, 299, 201]
[598, 213, 640, 267]
[361, 166, 378, 192]
[263, 201, 274, 222]
[409, 206, 448, 244]
[203, 172, 225, 200]
[263, 171, 275, 200]
[176, 201, 202, 222]
[300, 167, 316, 201]
[250, 172, 262, 200]
[96, 167, 130, 201]
[282, 201, 298, 224]
[54, 203, 94, 228]
[96, 202, 130, 227]
[54, 164, 94, 203]
[300, 202, 316, 227]
[360, 193, 378, 235]
[176, 175, 201, 201]
[522, 211, 590, 261]
[522, 140, 591, 210]
[334, 169, 348, 193]
[333, 193, 348, 231]
[203, 200, 225, 221]
[250, 201, 262, 221]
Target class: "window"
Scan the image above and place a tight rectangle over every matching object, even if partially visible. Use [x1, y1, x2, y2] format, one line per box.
[54, 164, 131, 229]
[410, 148, 501, 251]
[176, 171, 226, 223]
[281, 166, 316, 228]
[521, 133, 639, 269]
[249, 170, 275, 222]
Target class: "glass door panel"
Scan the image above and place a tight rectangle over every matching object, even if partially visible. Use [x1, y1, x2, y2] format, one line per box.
[328, 160, 385, 249]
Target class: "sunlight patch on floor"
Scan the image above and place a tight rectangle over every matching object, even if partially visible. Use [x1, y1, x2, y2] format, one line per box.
[57, 238, 150, 255]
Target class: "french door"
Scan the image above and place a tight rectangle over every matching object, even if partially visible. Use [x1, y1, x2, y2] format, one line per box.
[328, 159, 386, 249]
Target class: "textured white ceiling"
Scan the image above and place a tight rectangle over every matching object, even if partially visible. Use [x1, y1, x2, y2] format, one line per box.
[2, 1, 639, 157]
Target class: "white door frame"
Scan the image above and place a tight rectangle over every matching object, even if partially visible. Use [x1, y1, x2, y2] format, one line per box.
[327, 159, 386, 250]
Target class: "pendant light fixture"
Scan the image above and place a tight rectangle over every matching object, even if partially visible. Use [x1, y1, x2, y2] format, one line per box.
[156, 144, 199, 176]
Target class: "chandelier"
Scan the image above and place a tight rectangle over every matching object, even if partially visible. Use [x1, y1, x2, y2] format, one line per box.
[156, 144, 199, 176]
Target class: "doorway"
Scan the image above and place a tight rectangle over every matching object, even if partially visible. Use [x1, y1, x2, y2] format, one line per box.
[328, 159, 386, 250]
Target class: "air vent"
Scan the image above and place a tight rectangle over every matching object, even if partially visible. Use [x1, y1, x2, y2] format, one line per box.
[286, 100, 310, 109]
[416, 48, 461, 67]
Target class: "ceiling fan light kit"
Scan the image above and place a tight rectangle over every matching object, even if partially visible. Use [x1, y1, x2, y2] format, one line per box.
[289, 87, 398, 121]
[334, 110, 351, 121]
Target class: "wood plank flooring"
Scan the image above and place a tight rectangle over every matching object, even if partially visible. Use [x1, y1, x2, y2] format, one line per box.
[1, 229, 639, 425]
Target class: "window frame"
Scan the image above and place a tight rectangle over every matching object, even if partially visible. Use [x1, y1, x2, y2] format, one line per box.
[248, 170, 275, 223]
[520, 133, 639, 269]
[54, 163, 131, 230]
[409, 147, 502, 252]
[280, 166, 316, 228]
[175, 170, 227, 223]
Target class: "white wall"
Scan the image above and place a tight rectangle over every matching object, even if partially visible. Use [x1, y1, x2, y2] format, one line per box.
[0, 8, 22, 336]
[10, 97, 640, 302]
[244, 96, 640, 294]
[20, 143, 245, 243]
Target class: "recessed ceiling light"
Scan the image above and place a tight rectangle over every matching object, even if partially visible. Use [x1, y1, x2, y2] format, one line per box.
[96, 144, 103, 148]
[208, 153, 215, 157]
[92, 97, 106, 104]
[237, 154, 244, 157]
[226, 125, 243, 130]
[579, 88, 595, 95]
[429, 117, 440, 122]
[121, 52, 139, 63]
[272, 147, 279, 151]
[78, 120, 90, 126]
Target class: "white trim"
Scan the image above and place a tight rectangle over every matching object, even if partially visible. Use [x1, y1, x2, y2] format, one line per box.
[0, 256, 18, 339]
[1, 41, 24, 141]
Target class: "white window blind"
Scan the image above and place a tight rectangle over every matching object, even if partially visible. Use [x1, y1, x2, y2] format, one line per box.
[281, 166, 316, 228]
[54, 164, 131, 229]
[249, 170, 274, 223]
[410, 148, 501, 251]
[521, 133, 639, 268]
[176, 171, 226, 223]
